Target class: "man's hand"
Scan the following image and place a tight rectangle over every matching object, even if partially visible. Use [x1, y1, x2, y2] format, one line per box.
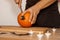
[15, 0, 40, 24]
[22, 6, 40, 24]
[15, 0, 22, 8]
[15, 0, 20, 4]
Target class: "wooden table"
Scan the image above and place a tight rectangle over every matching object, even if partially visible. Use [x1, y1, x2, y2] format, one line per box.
[0, 26, 48, 40]
[0, 26, 60, 40]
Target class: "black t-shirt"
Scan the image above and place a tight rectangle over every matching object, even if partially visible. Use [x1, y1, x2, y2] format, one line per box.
[26, 0, 60, 28]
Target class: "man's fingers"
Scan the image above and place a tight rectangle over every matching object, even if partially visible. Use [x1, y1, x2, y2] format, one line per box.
[29, 9, 33, 22]
[15, 0, 20, 4]
[15, 0, 22, 8]
[29, 12, 33, 22]
[31, 13, 36, 24]
[18, 3, 21, 8]
[31, 11, 39, 24]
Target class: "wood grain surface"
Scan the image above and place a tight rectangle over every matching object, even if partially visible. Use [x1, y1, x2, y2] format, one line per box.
[0, 26, 48, 40]
[0, 26, 48, 34]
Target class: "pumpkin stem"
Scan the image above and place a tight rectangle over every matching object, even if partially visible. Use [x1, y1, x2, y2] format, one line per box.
[20, 16, 25, 20]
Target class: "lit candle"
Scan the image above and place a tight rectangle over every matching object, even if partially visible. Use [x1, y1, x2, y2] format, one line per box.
[45, 31, 51, 40]
[52, 28, 56, 34]
[28, 30, 34, 36]
[37, 32, 44, 40]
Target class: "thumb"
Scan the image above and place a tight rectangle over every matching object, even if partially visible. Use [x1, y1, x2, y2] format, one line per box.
[28, 9, 33, 22]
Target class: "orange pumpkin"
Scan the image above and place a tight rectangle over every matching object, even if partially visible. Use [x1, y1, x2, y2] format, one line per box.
[17, 11, 32, 28]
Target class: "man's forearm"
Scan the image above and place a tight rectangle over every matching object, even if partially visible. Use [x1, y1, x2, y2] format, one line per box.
[34, 0, 56, 10]
[42, 0, 56, 9]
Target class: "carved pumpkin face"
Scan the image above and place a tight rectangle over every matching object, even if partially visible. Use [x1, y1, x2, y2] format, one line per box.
[17, 11, 32, 28]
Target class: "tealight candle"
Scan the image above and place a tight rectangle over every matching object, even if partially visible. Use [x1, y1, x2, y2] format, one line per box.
[45, 31, 51, 40]
[37, 32, 44, 40]
[28, 30, 34, 36]
[52, 28, 56, 34]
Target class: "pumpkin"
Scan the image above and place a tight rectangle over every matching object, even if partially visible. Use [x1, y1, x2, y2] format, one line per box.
[17, 11, 32, 28]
